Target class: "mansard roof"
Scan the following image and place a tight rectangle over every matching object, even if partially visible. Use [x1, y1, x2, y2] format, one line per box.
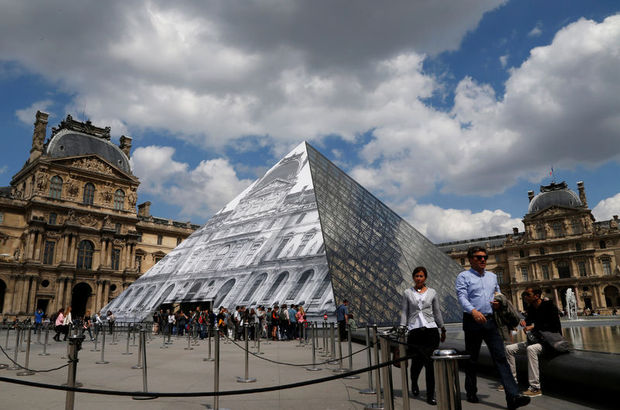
[527, 181, 583, 214]
[45, 115, 131, 174]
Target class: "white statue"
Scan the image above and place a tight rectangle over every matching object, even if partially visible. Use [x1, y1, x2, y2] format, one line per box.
[565, 288, 577, 320]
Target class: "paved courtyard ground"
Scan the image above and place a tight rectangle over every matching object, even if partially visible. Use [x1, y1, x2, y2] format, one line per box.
[0, 327, 602, 409]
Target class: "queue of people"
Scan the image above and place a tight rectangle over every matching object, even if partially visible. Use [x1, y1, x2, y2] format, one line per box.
[151, 304, 310, 342]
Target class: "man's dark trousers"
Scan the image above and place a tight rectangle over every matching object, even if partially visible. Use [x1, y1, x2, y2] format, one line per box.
[338, 320, 347, 341]
[463, 313, 519, 400]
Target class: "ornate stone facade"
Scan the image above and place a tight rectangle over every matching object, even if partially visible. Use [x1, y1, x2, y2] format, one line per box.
[0, 112, 199, 319]
[438, 181, 620, 314]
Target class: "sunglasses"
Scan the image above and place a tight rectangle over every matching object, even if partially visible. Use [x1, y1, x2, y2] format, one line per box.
[473, 255, 488, 260]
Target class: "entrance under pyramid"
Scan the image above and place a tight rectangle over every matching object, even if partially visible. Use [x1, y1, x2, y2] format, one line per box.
[105, 142, 463, 324]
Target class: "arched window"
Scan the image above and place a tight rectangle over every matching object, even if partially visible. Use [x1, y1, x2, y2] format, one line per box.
[83, 183, 95, 205]
[263, 271, 289, 300]
[286, 269, 314, 301]
[114, 189, 125, 210]
[76, 240, 94, 270]
[49, 176, 63, 199]
[243, 273, 268, 302]
[214, 279, 236, 308]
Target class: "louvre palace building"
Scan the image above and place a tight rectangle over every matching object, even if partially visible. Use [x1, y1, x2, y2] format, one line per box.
[0, 112, 199, 320]
[438, 181, 620, 314]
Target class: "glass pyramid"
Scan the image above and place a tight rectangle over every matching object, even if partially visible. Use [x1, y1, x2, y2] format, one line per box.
[105, 142, 463, 324]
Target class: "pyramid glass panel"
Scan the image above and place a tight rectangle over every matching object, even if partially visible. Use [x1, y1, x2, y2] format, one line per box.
[105, 142, 463, 324]
[306, 144, 462, 324]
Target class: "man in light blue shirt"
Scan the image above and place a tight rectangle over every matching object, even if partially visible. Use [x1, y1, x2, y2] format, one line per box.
[456, 246, 530, 410]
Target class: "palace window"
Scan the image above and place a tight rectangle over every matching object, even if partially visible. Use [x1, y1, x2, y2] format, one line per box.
[83, 183, 95, 205]
[572, 219, 582, 235]
[76, 240, 94, 270]
[542, 264, 550, 280]
[599, 240, 607, 249]
[520, 266, 529, 281]
[602, 259, 612, 275]
[0, 212, 3, 224]
[49, 176, 63, 199]
[43, 241, 55, 265]
[539, 247, 545, 255]
[157, 235, 163, 245]
[578, 261, 587, 277]
[48, 212, 57, 225]
[114, 189, 125, 210]
[552, 221, 564, 237]
[177, 237, 182, 246]
[293, 232, 315, 256]
[273, 235, 293, 259]
[496, 269, 504, 284]
[575, 242, 582, 251]
[557, 260, 571, 279]
[111, 248, 121, 270]
[536, 225, 546, 240]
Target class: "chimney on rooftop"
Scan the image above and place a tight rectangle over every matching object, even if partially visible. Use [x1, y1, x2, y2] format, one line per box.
[577, 181, 587, 207]
[138, 201, 151, 217]
[119, 135, 132, 158]
[29, 111, 48, 162]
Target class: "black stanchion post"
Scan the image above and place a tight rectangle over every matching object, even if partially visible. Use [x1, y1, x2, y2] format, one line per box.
[122, 326, 133, 355]
[360, 324, 376, 394]
[330, 322, 337, 363]
[322, 320, 327, 353]
[380, 336, 394, 410]
[39, 327, 50, 356]
[91, 329, 100, 352]
[0, 326, 6, 369]
[203, 326, 213, 361]
[96, 330, 109, 364]
[4, 325, 11, 351]
[8, 325, 21, 370]
[17, 325, 35, 376]
[132, 329, 156, 401]
[364, 325, 383, 409]
[132, 327, 144, 369]
[236, 325, 256, 383]
[333, 326, 347, 373]
[344, 323, 359, 379]
[184, 326, 194, 350]
[399, 332, 410, 410]
[306, 322, 321, 371]
[65, 334, 85, 410]
[255, 322, 263, 355]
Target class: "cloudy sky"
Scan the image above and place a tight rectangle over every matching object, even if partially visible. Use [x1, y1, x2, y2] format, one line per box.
[1, 0, 619, 243]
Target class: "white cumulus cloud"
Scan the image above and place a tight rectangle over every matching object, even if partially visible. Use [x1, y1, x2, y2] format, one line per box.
[592, 193, 620, 221]
[15, 100, 54, 124]
[131, 145, 252, 218]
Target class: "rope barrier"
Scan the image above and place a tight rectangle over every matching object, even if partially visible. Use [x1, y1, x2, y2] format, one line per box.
[0, 352, 413, 398]
[223, 334, 370, 367]
[0, 342, 70, 373]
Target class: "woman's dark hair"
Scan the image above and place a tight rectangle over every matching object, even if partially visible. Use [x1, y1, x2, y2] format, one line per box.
[412, 266, 428, 278]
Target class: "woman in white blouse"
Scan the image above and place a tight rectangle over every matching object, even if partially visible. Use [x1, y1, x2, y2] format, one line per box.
[400, 266, 446, 405]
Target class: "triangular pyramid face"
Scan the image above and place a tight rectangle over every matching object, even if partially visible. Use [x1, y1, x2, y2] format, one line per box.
[106, 142, 334, 322]
[105, 142, 462, 324]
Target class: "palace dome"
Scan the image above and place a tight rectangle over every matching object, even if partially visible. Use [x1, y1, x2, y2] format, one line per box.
[527, 182, 582, 214]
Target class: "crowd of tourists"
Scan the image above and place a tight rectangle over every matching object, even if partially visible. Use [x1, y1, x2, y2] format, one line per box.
[152, 304, 312, 342]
